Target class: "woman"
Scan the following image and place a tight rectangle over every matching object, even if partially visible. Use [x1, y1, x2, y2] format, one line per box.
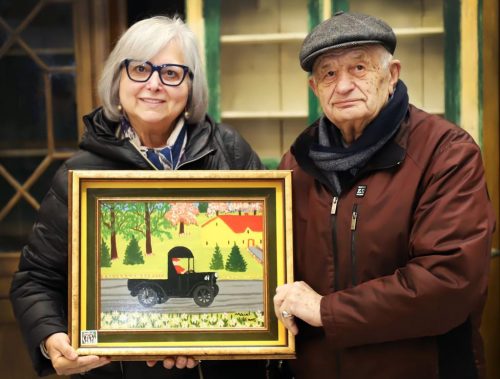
[10, 16, 265, 379]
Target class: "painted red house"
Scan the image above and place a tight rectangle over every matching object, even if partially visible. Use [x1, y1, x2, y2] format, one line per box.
[201, 214, 263, 252]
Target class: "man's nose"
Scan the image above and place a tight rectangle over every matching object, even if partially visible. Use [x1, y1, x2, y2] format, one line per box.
[335, 71, 355, 93]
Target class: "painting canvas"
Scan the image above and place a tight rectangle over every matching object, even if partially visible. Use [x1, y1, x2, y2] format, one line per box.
[69, 170, 294, 360]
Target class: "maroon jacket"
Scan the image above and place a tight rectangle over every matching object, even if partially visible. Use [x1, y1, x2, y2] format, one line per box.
[279, 105, 495, 379]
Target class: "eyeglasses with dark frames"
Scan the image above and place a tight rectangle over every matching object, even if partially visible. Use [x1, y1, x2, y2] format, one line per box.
[123, 59, 193, 86]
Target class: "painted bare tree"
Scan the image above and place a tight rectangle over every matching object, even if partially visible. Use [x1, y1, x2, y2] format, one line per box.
[100, 202, 127, 260]
[120, 202, 172, 255]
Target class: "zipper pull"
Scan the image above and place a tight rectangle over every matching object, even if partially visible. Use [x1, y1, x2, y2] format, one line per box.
[351, 207, 358, 230]
[331, 196, 338, 214]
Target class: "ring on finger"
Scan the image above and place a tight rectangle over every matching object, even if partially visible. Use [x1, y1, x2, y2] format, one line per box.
[281, 310, 293, 319]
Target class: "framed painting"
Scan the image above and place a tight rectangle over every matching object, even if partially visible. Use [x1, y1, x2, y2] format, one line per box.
[69, 170, 294, 360]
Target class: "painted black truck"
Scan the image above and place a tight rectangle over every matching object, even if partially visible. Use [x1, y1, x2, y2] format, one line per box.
[127, 246, 219, 308]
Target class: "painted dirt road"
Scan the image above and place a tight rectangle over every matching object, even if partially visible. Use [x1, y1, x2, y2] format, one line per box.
[100, 279, 264, 313]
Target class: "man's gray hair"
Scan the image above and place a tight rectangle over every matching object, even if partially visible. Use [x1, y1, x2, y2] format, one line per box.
[98, 15, 208, 123]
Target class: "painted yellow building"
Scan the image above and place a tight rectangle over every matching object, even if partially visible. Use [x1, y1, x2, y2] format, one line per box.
[201, 214, 263, 253]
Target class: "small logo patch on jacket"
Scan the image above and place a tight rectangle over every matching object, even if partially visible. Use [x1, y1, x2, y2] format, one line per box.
[355, 185, 367, 197]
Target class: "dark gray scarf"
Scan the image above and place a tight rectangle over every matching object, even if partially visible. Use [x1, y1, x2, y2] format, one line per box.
[309, 80, 409, 194]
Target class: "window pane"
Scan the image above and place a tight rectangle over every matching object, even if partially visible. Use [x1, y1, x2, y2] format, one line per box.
[52, 73, 78, 149]
[19, 2, 74, 66]
[0, 54, 46, 148]
[0, 0, 39, 28]
[0, 158, 64, 253]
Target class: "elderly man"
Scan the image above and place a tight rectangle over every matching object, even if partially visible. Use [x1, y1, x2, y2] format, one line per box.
[274, 12, 495, 379]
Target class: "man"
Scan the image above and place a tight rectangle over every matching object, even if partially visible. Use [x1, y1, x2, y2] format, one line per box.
[273, 11, 495, 379]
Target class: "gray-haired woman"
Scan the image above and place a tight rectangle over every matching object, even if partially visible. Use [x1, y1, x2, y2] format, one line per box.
[10, 15, 265, 379]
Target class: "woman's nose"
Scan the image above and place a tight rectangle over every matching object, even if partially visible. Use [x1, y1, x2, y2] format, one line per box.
[146, 70, 163, 90]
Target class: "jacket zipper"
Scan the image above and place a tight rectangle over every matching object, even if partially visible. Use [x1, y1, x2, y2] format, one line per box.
[129, 142, 159, 170]
[330, 196, 339, 291]
[350, 203, 359, 286]
[330, 196, 341, 379]
[177, 149, 215, 169]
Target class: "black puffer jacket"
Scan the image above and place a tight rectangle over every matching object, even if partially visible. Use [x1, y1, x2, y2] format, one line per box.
[9, 108, 266, 379]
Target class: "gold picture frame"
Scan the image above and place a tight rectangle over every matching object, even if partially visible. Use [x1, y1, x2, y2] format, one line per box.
[69, 170, 294, 360]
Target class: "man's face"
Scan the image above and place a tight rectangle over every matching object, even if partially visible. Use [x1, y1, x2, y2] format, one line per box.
[309, 45, 400, 135]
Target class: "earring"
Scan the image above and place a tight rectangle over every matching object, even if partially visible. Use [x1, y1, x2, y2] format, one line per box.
[184, 110, 190, 119]
[118, 104, 123, 112]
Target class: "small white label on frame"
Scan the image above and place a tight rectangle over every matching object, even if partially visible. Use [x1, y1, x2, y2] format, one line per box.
[81, 330, 98, 345]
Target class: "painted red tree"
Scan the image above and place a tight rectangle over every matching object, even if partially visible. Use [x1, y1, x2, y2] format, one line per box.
[164, 202, 199, 235]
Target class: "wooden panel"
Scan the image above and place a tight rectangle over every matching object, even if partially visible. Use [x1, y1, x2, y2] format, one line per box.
[221, 44, 282, 112]
[227, 120, 283, 159]
[460, 0, 479, 141]
[220, 0, 307, 35]
[481, 256, 500, 379]
[218, 0, 309, 158]
[482, 0, 500, 251]
[481, 0, 499, 377]
[422, 36, 445, 113]
[350, 0, 444, 114]
[280, 42, 309, 113]
[74, 0, 95, 138]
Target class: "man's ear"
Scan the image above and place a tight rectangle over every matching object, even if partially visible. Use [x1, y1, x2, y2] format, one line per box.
[309, 76, 319, 97]
[388, 60, 401, 92]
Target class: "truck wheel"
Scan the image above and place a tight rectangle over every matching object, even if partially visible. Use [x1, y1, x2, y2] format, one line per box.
[137, 286, 159, 308]
[193, 285, 214, 307]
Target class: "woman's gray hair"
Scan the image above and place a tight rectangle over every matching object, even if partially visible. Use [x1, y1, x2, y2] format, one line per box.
[98, 15, 208, 123]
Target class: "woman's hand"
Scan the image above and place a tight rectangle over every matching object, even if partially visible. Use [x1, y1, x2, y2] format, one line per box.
[44, 332, 111, 375]
[146, 356, 199, 369]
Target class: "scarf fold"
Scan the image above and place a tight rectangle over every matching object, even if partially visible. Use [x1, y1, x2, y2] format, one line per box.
[309, 80, 409, 194]
[119, 116, 187, 170]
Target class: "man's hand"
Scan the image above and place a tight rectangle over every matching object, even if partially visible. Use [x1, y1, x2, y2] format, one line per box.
[44, 333, 110, 375]
[146, 357, 199, 369]
[274, 281, 323, 335]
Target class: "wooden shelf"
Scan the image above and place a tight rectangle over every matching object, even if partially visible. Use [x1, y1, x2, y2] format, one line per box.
[221, 110, 308, 120]
[221, 32, 305, 44]
[394, 26, 444, 37]
[220, 27, 444, 45]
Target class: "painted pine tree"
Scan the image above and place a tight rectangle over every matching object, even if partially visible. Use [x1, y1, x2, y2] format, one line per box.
[100, 239, 112, 267]
[123, 236, 145, 265]
[225, 243, 247, 272]
[209, 243, 224, 270]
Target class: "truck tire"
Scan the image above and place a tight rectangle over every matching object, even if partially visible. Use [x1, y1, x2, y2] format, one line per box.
[193, 284, 214, 307]
[137, 285, 159, 308]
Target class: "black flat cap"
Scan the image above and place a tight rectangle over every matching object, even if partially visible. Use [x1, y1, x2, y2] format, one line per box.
[299, 11, 396, 72]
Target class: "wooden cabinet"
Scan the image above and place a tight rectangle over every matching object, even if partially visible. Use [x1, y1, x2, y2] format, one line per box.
[188, 0, 484, 164]
[187, 0, 470, 165]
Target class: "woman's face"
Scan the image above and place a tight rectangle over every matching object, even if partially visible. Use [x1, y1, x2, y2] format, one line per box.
[119, 41, 190, 146]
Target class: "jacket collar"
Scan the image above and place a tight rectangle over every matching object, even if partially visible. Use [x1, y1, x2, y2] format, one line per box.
[80, 107, 216, 169]
[292, 109, 410, 193]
